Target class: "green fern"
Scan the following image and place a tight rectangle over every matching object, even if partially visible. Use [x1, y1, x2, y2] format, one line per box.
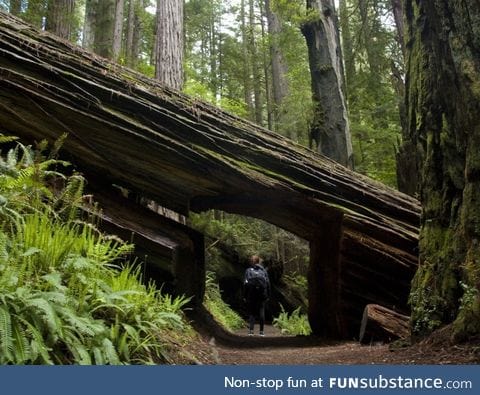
[11, 317, 31, 363]
[0, 305, 14, 362]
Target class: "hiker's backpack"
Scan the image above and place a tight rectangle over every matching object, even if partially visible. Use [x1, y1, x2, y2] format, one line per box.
[244, 266, 268, 300]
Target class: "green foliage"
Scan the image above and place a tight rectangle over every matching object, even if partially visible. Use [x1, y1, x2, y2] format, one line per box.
[190, 210, 309, 275]
[0, 137, 192, 364]
[272, 305, 311, 336]
[340, 0, 404, 187]
[203, 271, 245, 331]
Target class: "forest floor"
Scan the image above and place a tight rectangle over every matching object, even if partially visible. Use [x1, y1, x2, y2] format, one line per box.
[190, 324, 480, 365]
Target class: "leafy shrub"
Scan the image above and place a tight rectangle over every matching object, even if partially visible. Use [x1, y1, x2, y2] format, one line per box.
[272, 305, 311, 336]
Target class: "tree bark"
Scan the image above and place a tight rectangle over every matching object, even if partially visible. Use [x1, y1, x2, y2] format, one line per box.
[112, 0, 124, 62]
[302, 0, 353, 168]
[248, 0, 263, 126]
[338, 0, 354, 96]
[46, 0, 75, 40]
[391, 0, 405, 57]
[155, 0, 184, 90]
[93, 0, 115, 58]
[125, 0, 136, 67]
[359, 304, 410, 344]
[392, 0, 417, 196]
[260, 1, 273, 130]
[241, 0, 254, 119]
[265, 0, 288, 131]
[83, 0, 97, 51]
[406, 0, 480, 340]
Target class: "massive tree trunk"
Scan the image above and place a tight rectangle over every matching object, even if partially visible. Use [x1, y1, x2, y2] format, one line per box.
[406, 0, 480, 340]
[93, 0, 115, 58]
[90, 0, 123, 61]
[155, 0, 184, 90]
[302, 0, 353, 169]
[265, 0, 289, 132]
[83, 0, 97, 51]
[46, 0, 75, 40]
[0, 11, 420, 338]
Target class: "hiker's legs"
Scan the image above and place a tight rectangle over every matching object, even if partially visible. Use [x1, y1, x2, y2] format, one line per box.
[259, 301, 265, 332]
[247, 300, 256, 332]
[249, 314, 255, 332]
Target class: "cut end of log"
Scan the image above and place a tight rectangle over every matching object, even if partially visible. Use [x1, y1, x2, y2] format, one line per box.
[359, 304, 410, 345]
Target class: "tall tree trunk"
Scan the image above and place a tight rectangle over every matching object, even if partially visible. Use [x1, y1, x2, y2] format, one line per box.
[83, 0, 97, 51]
[94, 0, 115, 58]
[125, 0, 136, 67]
[265, 0, 288, 131]
[155, 0, 184, 90]
[260, 0, 273, 130]
[240, 0, 254, 119]
[391, 0, 405, 56]
[9, 0, 21, 15]
[406, 0, 480, 340]
[392, 0, 417, 196]
[249, 0, 263, 126]
[112, 0, 124, 62]
[46, 0, 75, 40]
[302, 0, 353, 169]
[338, 0, 354, 101]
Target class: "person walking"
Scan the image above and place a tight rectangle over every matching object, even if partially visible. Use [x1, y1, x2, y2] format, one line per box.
[243, 255, 270, 336]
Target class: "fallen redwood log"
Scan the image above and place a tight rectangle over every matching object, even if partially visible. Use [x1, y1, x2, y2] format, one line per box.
[0, 12, 420, 338]
[359, 304, 410, 344]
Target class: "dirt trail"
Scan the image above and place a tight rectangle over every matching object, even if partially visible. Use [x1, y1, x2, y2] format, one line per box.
[189, 309, 479, 365]
[209, 325, 479, 365]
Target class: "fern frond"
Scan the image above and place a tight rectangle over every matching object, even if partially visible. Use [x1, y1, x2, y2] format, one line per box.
[92, 346, 105, 365]
[0, 305, 14, 361]
[68, 342, 92, 365]
[0, 134, 18, 144]
[25, 297, 63, 339]
[102, 338, 120, 365]
[11, 317, 31, 363]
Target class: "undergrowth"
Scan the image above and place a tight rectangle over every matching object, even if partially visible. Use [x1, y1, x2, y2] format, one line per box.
[0, 135, 195, 364]
[272, 305, 311, 336]
[203, 271, 245, 331]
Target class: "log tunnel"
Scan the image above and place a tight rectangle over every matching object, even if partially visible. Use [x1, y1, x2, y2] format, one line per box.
[0, 11, 420, 339]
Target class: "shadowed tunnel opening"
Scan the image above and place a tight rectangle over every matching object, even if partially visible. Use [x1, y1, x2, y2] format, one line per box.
[189, 209, 310, 330]
[191, 194, 348, 339]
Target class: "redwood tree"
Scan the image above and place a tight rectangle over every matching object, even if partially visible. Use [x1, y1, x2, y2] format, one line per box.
[46, 0, 76, 40]
[155, 0, 184, 90]
[302, 0, 353, 168]
[406, 0, 480, 340]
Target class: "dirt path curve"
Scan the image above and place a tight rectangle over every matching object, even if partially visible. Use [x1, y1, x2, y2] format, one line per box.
[214, 325, 392, 365]
[210, 325, 478, 365]
[189, 310, 479, 365]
